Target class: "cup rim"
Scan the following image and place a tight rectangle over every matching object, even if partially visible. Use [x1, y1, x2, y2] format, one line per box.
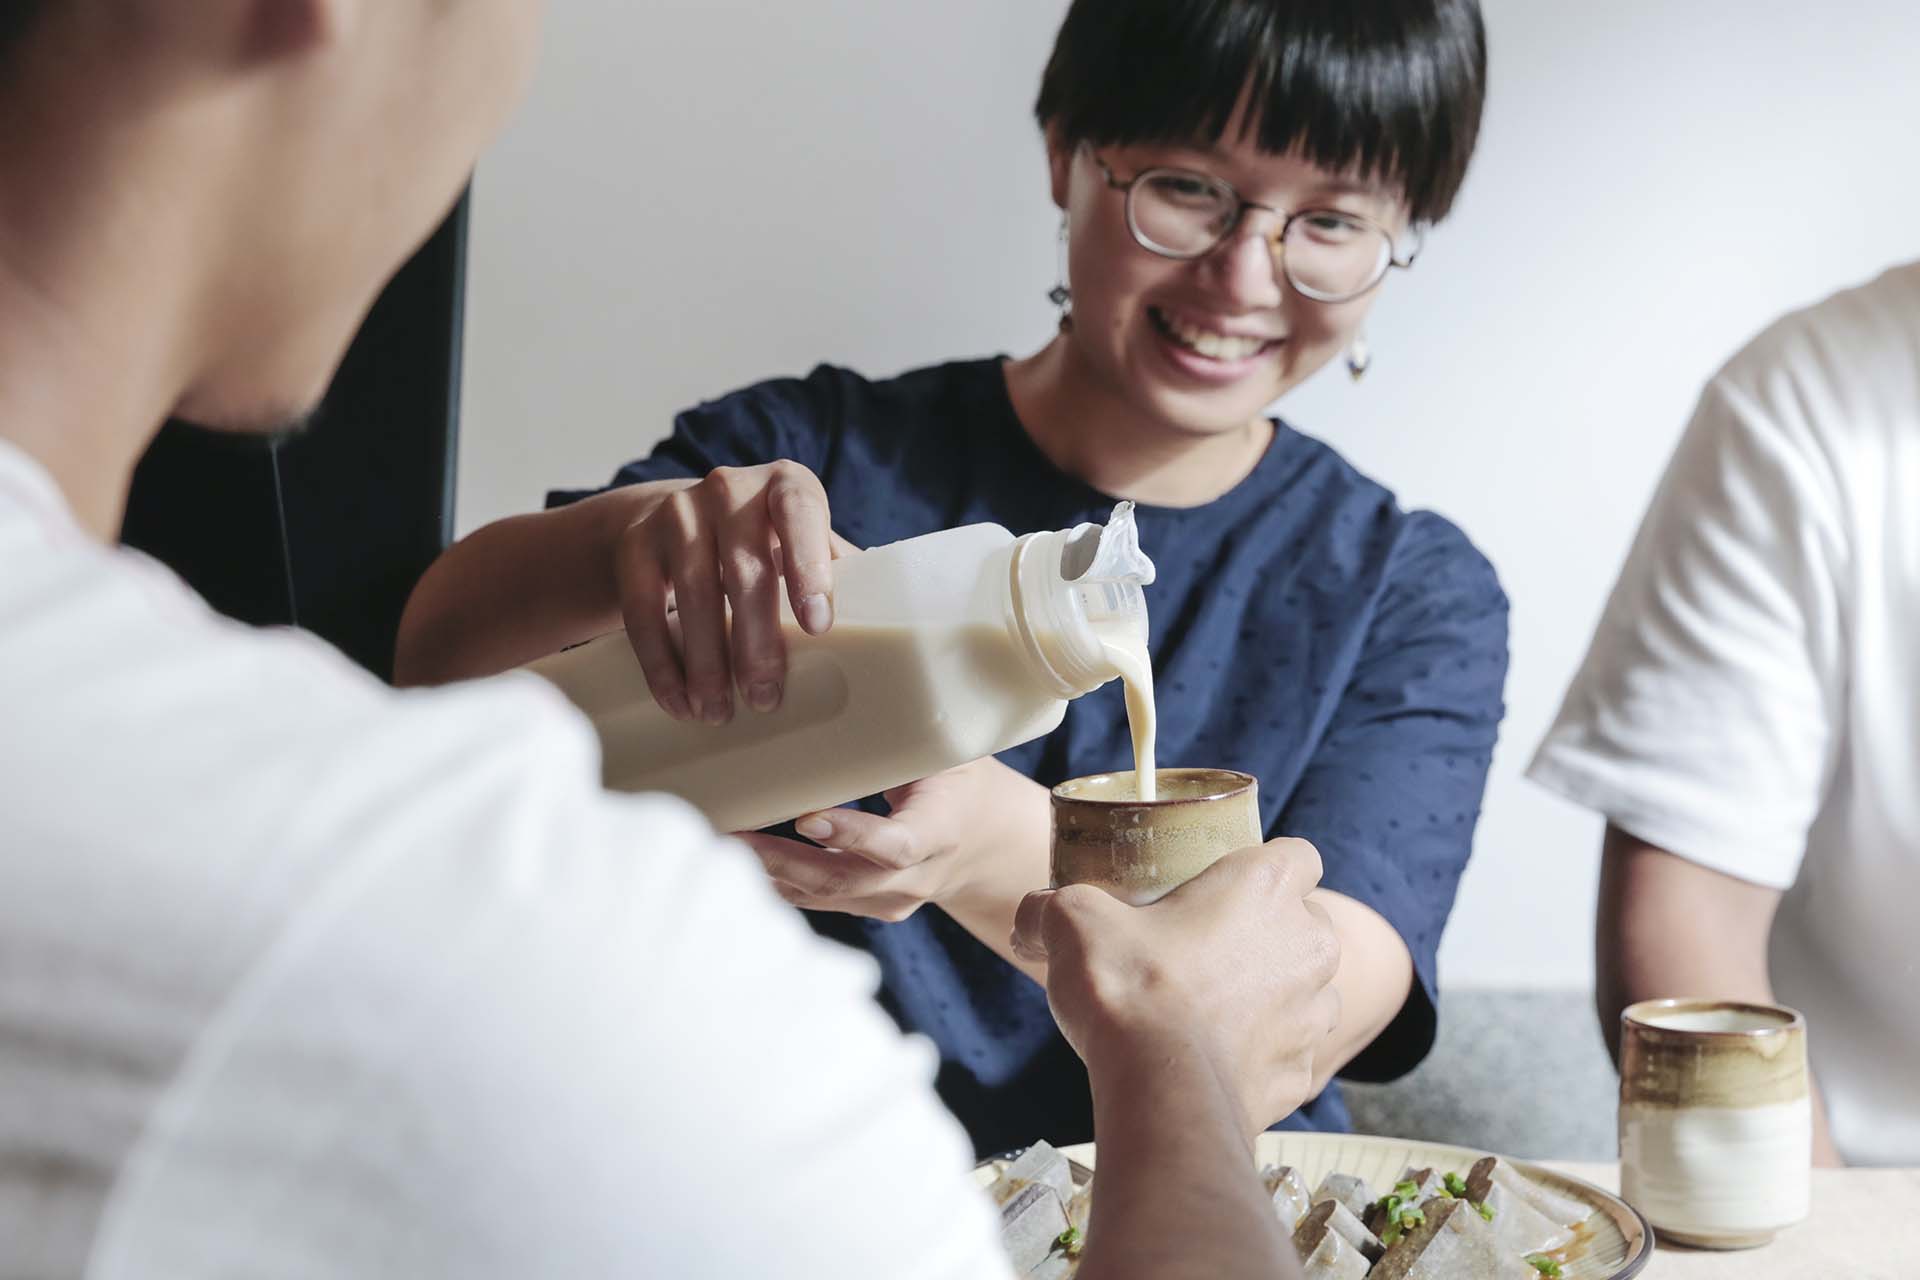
[1050, 767, 1256, 806]
[1621, 997, 1805, 1037]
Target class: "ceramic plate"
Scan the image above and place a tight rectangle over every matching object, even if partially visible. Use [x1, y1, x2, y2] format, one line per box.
[978, 1131, 1650, 1280]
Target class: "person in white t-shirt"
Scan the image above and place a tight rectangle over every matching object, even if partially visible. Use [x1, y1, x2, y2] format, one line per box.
[1530, 261, 1920, 1168]
[0, 3, 1342, 1276]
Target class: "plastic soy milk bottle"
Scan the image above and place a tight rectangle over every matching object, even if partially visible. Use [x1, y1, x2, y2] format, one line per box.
[524, 502, 1157, 833]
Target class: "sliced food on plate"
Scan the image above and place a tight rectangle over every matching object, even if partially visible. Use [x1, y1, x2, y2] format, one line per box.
[983, 1141, 1614, 1279]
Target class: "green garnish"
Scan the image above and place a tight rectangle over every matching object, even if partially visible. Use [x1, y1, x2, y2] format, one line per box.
[1527, 1255, 1563, 1277]
[1442, 1172, 1469, 1199]
[1476, 1201, 1495, 1222]
[1053, 1225, 1084, 1259]
[1372, 1184, 1428, 1250]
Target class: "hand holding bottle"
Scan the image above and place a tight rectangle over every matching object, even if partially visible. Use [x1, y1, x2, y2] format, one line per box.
[610, 462, 844, 723]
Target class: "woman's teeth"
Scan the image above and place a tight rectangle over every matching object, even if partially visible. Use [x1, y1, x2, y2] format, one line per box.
[1152, 308, 1270, 361]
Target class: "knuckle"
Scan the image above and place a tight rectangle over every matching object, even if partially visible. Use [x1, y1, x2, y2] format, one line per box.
[766, 470, 826, 517]
[1286, 837, 1326, 889]
[719, 547, 770, 597]
[1047, 883, 1107, 932]
[657, 490, 702, 534]
[766, 458, 820, 491]
[1244, 849, 1295, 899]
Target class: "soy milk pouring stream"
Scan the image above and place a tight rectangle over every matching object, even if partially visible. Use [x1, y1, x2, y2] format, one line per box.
[1056, 501, 1158, 800]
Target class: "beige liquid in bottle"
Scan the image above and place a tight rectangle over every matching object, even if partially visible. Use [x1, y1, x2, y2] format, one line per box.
[561, 618, 1071, 834]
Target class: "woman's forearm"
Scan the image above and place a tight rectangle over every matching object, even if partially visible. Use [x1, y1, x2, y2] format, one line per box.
[936, 777, 1054, 983]
[393, 481, 689, 687]
[1309, 890, 1414, 1092]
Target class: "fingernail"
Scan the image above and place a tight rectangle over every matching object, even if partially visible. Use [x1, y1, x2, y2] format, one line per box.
[799, 594, 832, 634]
[795, 816, 833, 841]
[702, 696, 732, 725]
[659, 692, 693, 721]
[746, 680, 781, 712]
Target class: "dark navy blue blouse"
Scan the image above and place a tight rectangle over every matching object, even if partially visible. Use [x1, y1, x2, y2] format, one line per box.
[551, 357, 1509, 1158]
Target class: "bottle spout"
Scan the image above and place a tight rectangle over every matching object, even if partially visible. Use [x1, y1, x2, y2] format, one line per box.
[1009, 502, 1156, 698]
[1062, 500, 1157, 588]
[1060, 501, 1154, 629]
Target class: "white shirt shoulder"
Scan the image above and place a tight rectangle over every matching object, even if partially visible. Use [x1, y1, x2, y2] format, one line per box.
[1528, 262, 1920, 886]
[0, 442, 1010, 1279]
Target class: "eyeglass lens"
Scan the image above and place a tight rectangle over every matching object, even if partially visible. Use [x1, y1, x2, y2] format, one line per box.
[1127, 170, 1392, 301]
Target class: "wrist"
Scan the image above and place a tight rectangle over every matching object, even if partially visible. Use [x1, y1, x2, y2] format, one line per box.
[931, 771, 1051, 912]
[1087, 1029, 1256, 1139]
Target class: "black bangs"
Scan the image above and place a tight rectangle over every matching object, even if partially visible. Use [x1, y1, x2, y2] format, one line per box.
[1034, 0, 1487, 224]
[0, 1, 48, 71]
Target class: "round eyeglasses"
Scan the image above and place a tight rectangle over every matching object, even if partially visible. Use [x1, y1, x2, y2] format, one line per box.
[1089, 152, 1421, 303]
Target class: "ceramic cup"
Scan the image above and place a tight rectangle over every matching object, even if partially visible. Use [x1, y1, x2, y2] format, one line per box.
[1049, 769, 1261, 906]
[1618, 998, 1811, 1249]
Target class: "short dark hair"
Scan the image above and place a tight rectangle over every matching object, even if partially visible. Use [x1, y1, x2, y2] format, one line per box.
[0, 1, 49, 74]
[1034, 0, 1487, 224]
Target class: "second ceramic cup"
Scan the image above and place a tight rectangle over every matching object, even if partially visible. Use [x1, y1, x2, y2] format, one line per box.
[1049, 768, 1261, 906]
[1618, 998, 1811, 1249]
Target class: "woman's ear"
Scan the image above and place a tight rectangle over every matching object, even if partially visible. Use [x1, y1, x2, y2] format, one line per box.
[1044, 123, 1073, 212]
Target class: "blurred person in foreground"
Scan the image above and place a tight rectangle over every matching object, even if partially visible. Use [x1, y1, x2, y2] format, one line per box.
[0, 2, 1340, 1275]
[1531, 261, 1920, 1167]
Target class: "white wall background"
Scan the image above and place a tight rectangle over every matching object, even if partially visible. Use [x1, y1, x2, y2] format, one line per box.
[459, 0, 1920, 989]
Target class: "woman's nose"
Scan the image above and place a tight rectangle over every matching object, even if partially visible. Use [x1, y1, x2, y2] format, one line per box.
[1206, 214, 1286, 312]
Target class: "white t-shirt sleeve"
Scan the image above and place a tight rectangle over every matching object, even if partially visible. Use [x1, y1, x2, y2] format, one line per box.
[1528, 344, 1850, 889]
[85, 679, 1012, 1279]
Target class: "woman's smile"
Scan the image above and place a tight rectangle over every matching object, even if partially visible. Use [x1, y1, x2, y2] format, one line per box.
[1146, 304, 1286, 385]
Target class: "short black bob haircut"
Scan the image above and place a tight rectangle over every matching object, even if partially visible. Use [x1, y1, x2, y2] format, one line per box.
[1035, 0, 1486, 225]
[0, 2, 48, 73]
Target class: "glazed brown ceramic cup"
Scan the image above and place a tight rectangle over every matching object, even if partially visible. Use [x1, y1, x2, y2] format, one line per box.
[1618, 999, 1811, 1250]
[1049, 769, 1261, 906]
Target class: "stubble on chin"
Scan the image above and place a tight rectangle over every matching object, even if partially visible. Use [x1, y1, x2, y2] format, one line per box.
[167, 398, 322, 452]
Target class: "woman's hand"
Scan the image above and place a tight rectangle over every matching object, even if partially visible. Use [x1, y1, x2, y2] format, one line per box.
[1012, 838, 1343, 1133]
[610, 461, 841, 724]
[736, 757, 1051, 924]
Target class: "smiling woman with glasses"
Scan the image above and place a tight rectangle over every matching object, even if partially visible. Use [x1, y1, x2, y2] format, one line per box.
[399, 0, 1509, 1163]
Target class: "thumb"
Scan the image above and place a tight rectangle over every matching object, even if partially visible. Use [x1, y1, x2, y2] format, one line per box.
[1014, 883, 1132, 966]
[1010, 888, 1060, 962]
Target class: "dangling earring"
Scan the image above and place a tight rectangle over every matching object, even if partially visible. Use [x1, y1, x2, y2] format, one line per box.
[1047, 218, 1073, 332]
[1346, 329, 1372, 382]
